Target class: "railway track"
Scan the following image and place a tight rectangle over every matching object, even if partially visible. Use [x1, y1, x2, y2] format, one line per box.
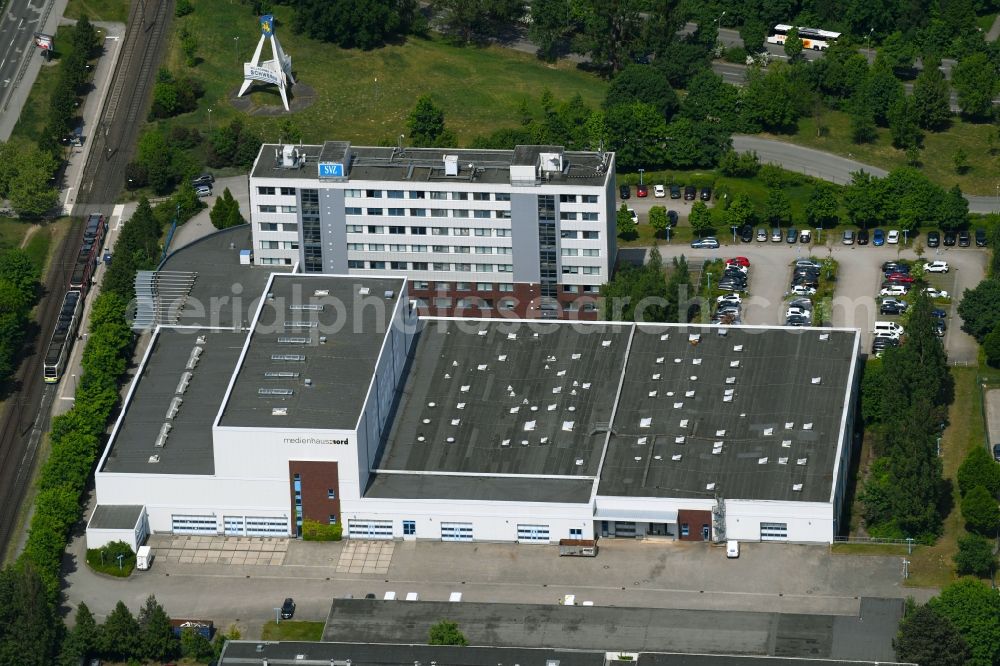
[0, 0, 175, 558]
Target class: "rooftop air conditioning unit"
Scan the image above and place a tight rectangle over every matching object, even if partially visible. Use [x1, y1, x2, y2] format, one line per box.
[281, 145, 299, 168]
[443, 154, 459, 176]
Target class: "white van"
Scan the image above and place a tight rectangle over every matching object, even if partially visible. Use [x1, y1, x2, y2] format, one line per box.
[873, 321, 903, 339]
[136, 545, 153, 570]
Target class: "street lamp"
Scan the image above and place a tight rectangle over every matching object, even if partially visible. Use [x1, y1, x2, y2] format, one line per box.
[866, 28, 874, 62]
[638, 168, 645, 185]
[207, 108, 213, 130]
[234, 36, 240, 64]
[715, 10, 726, 32]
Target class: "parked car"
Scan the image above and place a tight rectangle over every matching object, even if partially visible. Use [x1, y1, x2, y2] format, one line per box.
[726, 256, 751, 267]
[927, 230, 940, 247]
[788, 297, 813, 310]
[857, 229, 869, 245]
[636, 184, 648, 198]
[975, 228, 987, 247]
[931, 308, 947, 319]
[842, 229, 855, 245]
[799, 229, 811, 243]
[923, 261, 949, 273]
[872, 229, 884, 246]
[653, 184, 665, 198]
[670, 184, 681, 199]
[887, 229, 900, 244]
[796, 259, 821, 269]
[924, 287, 950, 299]
[700, 187, 712, 201]
[885, 273, 915, 283]
[191, 174, 215, 188]
[786, 228, 798, 244]
[879, 299, 907, 315]
[627, 208, 638, 224]
[281, 598, 295, 619]
[958, 230, 971, 247]
[882, 261, 910, 276]
[619, 184, 631, 199]
[771, 227, 783, 242]
[933, 319, 946, 337]
[684, 185, 696, 200]
[756, 227, 768, 242]
[717, 293, 743, 305]
[880, 285, 908, 297]
[944, 231, 957, 246]
[195, 185, 212, 198]
[691, 237, 719, 249]
[786, 306, 811, 318]
[667, 210, 678, 226]
[786, 314, 811, 326]
[791, 285, 817, 296]
[726, 540, 740, 558]
[993, 443, 1000, 462]
[740, 225, 754, 242]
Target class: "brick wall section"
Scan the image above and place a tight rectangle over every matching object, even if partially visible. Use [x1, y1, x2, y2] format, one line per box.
[677, 509, 712, 542]
[289, 461, 341, 525]
[409, 282, 600, 320]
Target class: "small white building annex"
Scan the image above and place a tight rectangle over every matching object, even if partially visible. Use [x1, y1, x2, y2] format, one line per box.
[87, 226, 861, 548]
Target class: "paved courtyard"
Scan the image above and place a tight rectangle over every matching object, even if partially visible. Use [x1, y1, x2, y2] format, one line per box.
[151, 535, 287, 566]
[336, 540, 394, 575]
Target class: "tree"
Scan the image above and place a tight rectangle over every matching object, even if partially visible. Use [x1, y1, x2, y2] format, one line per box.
[569, 0, 644, 73]
[528, 0, 575, 61]
[849, 93, 878, 144]
[291, 0, 418, 49]
[888, 97, 923, 149]
[739, 19, 766, 53]
[605, 64, 678, 120]
[725, 193, 755, 229]
[101, 600, 141, 660]
[604, 102, 668, 171]
[741, 66, 800, 132]
[429, 619, 468, 646]
[912, 58, 952, 131]
[875, 31, 916, 75]
[0, 562, 59, 665]
[407, 95, 454, 147]
[958, 279, 1000, 342]
[894, 604, 971, 666]
[680, 70, 741, 131]
[805, 183, 839, 228]
[180, 628, 214, 661]
[648, 206, 668, 236]
[138, 595, 176, 661]
[8, 147, 58, 218]
[688, 200, 712, 236]
[718, 150, 760, 177]
[957, 445, 1000, 496]
[763, 188, 791, 226]
[938, 184, 968, 231]
[783, 26, 803, 60]
[928, 578, 1000, 666]
[955, 534, 998, 577]
[210, 188, 245, 230]
[953, 148, 968, 174]
[866, 64, 906, 126]
[981, 323, 1000, 367]
[136, 130, 179, 195]
[661, 117, 729, 169]
[952, 52, 998, 120]
[961, 485, 1000, 536]
[616, 204, 635, 238]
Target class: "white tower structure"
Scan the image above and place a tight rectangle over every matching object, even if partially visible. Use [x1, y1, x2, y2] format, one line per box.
[238, 15, 295, 112]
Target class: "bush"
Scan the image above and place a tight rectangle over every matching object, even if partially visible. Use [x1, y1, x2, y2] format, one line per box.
[428, 620, 468, 646]
[301, 519, 343, 541]
[722, 46, 747, 63]
[957, 446, 1000, 497]
[960, 485, 1000, 536]
[718, 150, 760, 177]
[86, 541, 135, 577]
[954, 534, 998, 577]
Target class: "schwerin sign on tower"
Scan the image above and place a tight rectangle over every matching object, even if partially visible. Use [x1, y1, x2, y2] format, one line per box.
[238, 15, 296, 111]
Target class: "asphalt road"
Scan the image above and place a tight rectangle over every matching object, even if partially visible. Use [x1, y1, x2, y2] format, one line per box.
[731, 135, 1000, 214]
[0, 0, 50, 113]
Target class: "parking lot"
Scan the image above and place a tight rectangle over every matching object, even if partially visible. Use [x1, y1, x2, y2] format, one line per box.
[655, 240, 986, 363]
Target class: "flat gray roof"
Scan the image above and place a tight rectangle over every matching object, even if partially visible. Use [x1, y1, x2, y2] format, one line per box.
[158, 225, 284, 329]
[101, 329, 247, 475]
[252, 142, 612, 186]
[319, 598, 903, 662]
[599, 326, 859, 502]
[364, 472, 594, 503]
[377, 319, 631, 478]
[217, 274, 405, 430]
[87, 505, 143, 530]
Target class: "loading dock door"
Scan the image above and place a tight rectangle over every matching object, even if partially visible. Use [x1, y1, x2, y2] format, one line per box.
[440, 522, 474, 541]
[348, 519, 393, 539]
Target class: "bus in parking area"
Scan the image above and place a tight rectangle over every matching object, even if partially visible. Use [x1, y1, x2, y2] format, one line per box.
[767, 24, 841, 51]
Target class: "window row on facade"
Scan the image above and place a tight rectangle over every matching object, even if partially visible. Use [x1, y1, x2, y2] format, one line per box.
[347, 260, 515, 272]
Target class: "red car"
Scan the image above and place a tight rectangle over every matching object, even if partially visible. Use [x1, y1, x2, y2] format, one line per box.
[726, 257, 750, 268]
[636, 184, 648, 197]
[886, 273, 915, 283]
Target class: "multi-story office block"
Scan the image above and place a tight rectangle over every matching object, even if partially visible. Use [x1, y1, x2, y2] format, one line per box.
[249, 142, 617, 319]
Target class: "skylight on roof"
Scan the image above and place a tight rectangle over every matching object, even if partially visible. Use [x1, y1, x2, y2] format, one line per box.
[793, 484, 803, 491]
[562, 421, 575, 432]
[602, 340, 611, 347]
[797, 458, 808, 465]
[271, 354, 305, 362]
[572, 353, 581, 360]
[524, 420, 536, 431]
[258, 388, 293, 396]
[778, 457, 788, 465]
[706, 482, 716, 490]
[640, 417, 652, 428]
[785, 422, 794, 429]
[758, 457, 768, 464]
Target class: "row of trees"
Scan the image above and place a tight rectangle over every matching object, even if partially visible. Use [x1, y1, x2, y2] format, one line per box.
[1, 197, 203, 664]
[41, 16, 99, 156]
[61, 596, 222, 665]
[290, 0, 424, 50]
[601, 248, 693, 322]
[895, 578, 1000, 666]
[859, 291, 952, 540]
[842, 167, 968, 231]
[957, 221, 1000, 344]
[0, 249, 42, 391]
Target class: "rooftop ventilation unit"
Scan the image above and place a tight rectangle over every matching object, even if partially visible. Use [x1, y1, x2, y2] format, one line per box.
[186, 346, 203, 370]
[384, 290, 394, 299]
[196, 335, 207, 345]
[148, 455, 160, 464]
[689, 333, 701, 345]
[265, 371, 300, 379]
[154, 423, 171, 447]
[166, 396, 183, 420]
[304, 378, 313, 387]
[314, 290, 329, 297]
[175, 372, 192, 395]
[258, 388, 294, 396]
[272, 407, 288, 416]
[289, 304, 324, 311]
[358, 287, 370, 296]
[271, 354, 306, 361]
[792, 483, 803, 492]
[277, 336, 310, 344]
[443, 154, 459, 176]
[284, 321, 319, 328]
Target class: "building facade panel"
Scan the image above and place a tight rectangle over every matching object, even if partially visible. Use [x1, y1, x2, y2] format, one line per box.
[289, 460, 341, 536]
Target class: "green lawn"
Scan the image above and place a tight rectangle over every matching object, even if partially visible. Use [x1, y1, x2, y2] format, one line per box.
[64, 0, 129, 23]
[160, 3, 607, 147]
[0, 220, 32, 252]
[9, 26, 77, 145]
[765, 110, 999, 195]
[261, 621, 324, 641]
[975, 12, 997, 32]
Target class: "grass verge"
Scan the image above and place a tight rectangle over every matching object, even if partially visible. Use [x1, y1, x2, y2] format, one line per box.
[63, 0, 129, 23]
[10, 26, 76, 145]
[160, 3, 606, 147]
[261, 621, 324, 641]
[765, 110, 999, 195]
